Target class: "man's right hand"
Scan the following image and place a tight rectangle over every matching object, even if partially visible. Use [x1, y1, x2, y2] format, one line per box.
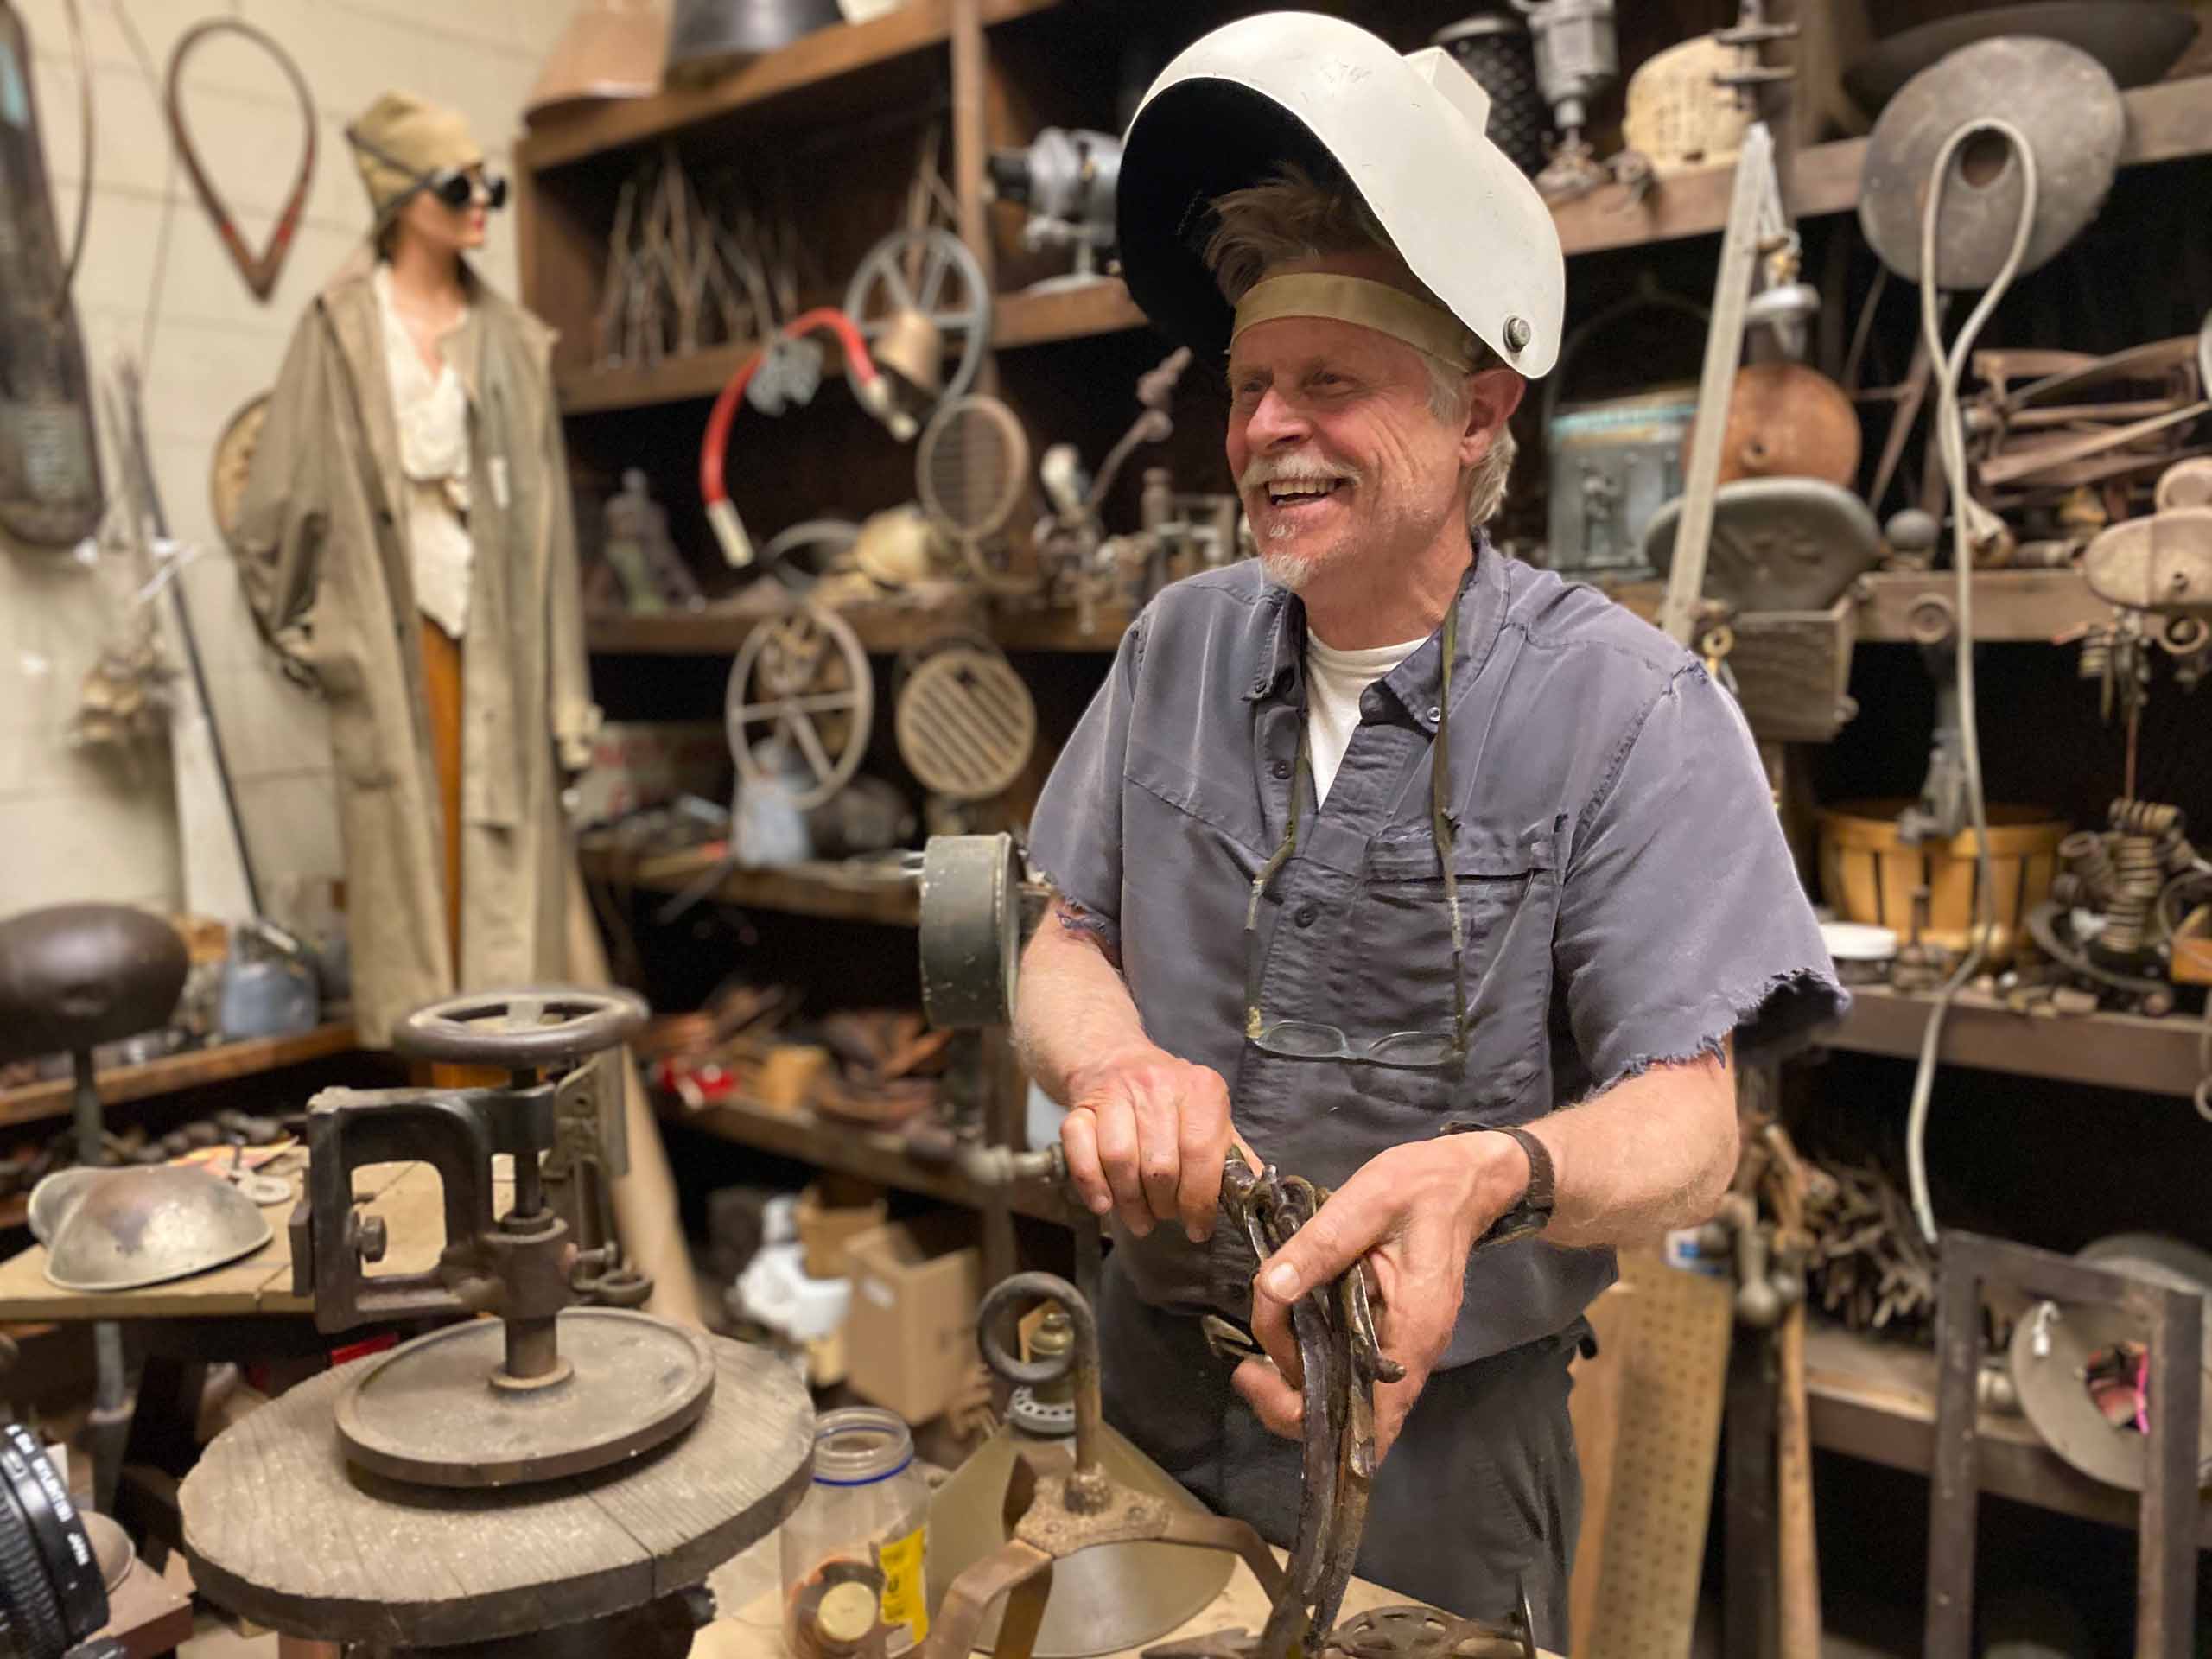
[1060, 1046, 1235, 1243]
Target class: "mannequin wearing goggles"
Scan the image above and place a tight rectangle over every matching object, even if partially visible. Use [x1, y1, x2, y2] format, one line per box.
[347, 125, 508, 219]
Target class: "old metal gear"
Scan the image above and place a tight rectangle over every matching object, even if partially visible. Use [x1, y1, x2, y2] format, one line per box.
[843, 227, 991, 407]
[726, 603, 874, 809]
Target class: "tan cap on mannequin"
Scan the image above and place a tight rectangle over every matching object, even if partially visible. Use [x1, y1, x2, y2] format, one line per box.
[346, 91, 486, 227]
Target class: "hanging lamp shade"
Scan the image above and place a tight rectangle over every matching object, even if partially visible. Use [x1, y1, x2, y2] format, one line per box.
[524, 0, 669, 127]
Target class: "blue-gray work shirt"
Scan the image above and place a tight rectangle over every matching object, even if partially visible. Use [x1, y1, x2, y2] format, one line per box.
[1027, 543, 1848, 1369]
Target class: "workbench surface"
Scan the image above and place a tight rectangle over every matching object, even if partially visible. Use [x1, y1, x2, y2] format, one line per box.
[0, 1155, 483, 1322]
[695, 1538, 1564, 1659]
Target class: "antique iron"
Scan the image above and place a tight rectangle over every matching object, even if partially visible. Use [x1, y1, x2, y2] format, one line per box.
[291, 988, 700, 1489]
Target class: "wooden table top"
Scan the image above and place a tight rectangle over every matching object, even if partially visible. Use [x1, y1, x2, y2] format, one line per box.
[0, 1154, 493, 1322]
[698, 1543, 1565, 1659]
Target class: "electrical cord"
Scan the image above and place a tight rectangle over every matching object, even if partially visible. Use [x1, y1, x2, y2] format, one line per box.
[699, 307, 914, 568]
[1904, 119, 2039, 1249]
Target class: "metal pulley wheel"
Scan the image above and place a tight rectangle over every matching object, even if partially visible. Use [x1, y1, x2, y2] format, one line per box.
[918, 833, 1021, 1029]
[727, 602, 874, 809]
[843, 227, 991, 406]
[917, 394, 1041, 595]
[209, 392, 270, 554]
[1857, 36, 2125, 288]
[334, 1308, 718, 1489]
[895, 637, 1036, 802]
[2006, 1233, 2212, 1494]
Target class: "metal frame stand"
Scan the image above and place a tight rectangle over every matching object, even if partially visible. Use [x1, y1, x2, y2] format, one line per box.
[1926, 1230, 2202, 1659]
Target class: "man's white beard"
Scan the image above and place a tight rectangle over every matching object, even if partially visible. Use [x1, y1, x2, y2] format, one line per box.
[1256, 530, 1346, 593]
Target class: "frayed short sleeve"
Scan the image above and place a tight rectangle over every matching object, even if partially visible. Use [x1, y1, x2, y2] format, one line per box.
[1028, 610, 1147, 958]
[1554, 664, 1847, 1093]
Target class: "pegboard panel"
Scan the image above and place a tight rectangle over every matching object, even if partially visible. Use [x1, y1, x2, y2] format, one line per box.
[1585, 1250, 1734, 1659]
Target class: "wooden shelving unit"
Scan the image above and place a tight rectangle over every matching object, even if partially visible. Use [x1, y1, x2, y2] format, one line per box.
[664, 1095, 1068, 1223]
[0, 1023, 358, 1134]
[585, 568, 2102, 658]
[1818, 987, 2205, 1101]
[580, 845, 921, 926]
[1804, 1321, 2212, 1545]
[517, 0, 1059, 171]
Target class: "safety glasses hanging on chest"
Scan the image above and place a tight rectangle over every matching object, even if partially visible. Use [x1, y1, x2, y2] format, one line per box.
[1243, 604, 1468, 1071]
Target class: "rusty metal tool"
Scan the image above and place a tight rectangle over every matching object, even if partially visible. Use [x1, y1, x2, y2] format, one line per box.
[163, 19, 317, 302]
[915, 1273, 1288, 1659]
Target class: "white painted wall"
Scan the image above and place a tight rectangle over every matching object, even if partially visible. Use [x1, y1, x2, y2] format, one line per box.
[0, 0, 567, 928]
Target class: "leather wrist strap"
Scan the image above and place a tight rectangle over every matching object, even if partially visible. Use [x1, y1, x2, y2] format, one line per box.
[1440, 1121, 1554, 1252]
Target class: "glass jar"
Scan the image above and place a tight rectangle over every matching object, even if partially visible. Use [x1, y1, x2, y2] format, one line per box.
[781, 1407, 932, 1659]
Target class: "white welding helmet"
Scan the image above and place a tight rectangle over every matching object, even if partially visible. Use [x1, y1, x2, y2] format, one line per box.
[1117, 11, 1566, 378]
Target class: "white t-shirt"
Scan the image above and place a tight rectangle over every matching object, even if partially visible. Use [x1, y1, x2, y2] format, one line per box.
[1305, 632, 1427, 803]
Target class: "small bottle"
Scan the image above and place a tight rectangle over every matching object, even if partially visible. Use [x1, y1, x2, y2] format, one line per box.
[781, 1407, 931, 1659]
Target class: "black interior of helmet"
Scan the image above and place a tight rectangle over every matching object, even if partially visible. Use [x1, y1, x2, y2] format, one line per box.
[1116, 79, 1360, 360]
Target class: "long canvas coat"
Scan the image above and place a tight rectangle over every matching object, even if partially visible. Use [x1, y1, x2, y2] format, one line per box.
[235, 245, 596, 1046]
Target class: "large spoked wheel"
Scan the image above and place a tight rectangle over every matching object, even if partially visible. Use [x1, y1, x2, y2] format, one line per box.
[843, 227, 991, 406]
[726, 603, 874, 809]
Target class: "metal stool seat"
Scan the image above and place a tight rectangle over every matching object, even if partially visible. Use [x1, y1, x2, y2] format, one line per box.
[0, 904, 188, 1066]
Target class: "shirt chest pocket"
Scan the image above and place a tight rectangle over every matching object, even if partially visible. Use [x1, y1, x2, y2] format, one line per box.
[1346, 821, 1560, 1103]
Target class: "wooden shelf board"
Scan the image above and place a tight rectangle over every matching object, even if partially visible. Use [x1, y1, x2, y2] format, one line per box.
[0, 1023, 358, 1132]
[557, 340, 753, 415]
[582, 844, 922, 926]
[1819, 986, 2202, 1099]
[992, 277, 1150, 349]
[584, 599, 1135, 656]
[664, 1095, 1068, 1223]
[1554, 75, 2212, 257]
[518, 0, 1060, 171]
[1804, 1321, 2212, 1545]
[1853, 568, 2104, 644]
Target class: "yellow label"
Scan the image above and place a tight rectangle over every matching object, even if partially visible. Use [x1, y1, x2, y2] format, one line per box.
[876, 1524, 929, 1648]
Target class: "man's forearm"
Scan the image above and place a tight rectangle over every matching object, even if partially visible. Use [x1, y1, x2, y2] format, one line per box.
[1013, 900, 1153, 1106]
[1520, 1041, 1739, 1249]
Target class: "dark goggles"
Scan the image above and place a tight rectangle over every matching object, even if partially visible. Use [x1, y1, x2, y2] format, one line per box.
[426, 166, 508, 212]
[346, 124, 507, 218]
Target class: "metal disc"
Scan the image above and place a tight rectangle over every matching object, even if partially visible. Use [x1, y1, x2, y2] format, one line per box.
[209, 393, 270, 556]
[895, 643, 1036, 802]
[1857, 37, 2124, 289]
[726, 603, 874, 810]
[335, 1309, 715, 1489]
[1843, 3, 2197, 115]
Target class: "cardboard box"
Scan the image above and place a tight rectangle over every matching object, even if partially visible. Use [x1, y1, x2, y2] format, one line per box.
[843, 1213, 982, 1425]
[795, 1182, 888, 1280]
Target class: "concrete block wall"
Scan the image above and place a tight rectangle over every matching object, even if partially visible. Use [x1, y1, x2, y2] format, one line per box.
[1, 0, 569, 927]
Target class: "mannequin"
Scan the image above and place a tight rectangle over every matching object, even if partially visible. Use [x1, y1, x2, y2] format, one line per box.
[233, 91, 598, 1050]
[234, 92, 702, 1328]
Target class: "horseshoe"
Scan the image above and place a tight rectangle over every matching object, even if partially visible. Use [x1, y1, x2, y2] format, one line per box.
[164, 20, 318, 302]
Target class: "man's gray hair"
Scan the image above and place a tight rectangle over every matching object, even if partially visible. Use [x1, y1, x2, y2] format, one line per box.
[1202, 166, 1516, 529]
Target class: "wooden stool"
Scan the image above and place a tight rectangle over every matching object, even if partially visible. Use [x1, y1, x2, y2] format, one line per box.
[180, 1334, 812, 1654]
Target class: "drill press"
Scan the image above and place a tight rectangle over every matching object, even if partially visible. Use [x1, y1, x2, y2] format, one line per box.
[181, 988, 816, 1656]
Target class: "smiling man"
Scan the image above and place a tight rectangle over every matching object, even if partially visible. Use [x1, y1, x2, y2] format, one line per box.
[1012, 15, 1846, 1644]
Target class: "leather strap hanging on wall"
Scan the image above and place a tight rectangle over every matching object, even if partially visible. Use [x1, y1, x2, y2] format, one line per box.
[163, 19, 317, 302]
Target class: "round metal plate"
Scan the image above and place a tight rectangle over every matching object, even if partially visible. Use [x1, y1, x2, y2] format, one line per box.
[209, 393, 270, 556]
[1857, 37, 2125, 289]
[1844, 3, 2196, 115]
[918, 395, 1030, 544]
[896, 644, 1036, 802]
[335, 1309, 715, 1489]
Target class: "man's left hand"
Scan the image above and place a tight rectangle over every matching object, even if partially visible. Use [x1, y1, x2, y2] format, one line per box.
[1231, 1131, 1531, 1461]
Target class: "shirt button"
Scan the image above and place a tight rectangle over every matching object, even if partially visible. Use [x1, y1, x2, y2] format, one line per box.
[1294, 903, 1319, 928]
[1271, 759, 1291, 779]
[1426, 705, 1441, 721]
